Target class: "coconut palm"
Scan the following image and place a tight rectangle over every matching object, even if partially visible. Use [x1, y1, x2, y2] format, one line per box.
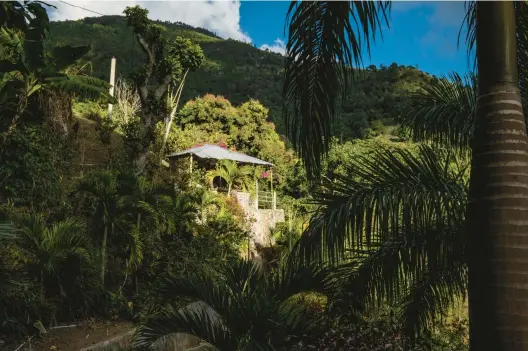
[284, 1, 528, 346]
[133, 256, 333, 350]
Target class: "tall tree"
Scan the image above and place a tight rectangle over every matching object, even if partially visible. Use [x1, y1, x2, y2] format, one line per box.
[284, 0, 528, 347]
[123, 6, 204, 173]
[159, 37, 204, 161]
[466, 2, 528, 349]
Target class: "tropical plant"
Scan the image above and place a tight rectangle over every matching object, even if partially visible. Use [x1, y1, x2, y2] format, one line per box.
[0, 1, 112, 138]
[191, 187, 221, 223]
[206, 160, 255, 196]
[284, 1, 528, 347]
[297, 144, 469, 337]
[11, 213, 91, 302]
[283, 1, 391, 179]
[133, 256, 333, 350]
[403, 72, 475, 152]
[75, 170, 123, 285]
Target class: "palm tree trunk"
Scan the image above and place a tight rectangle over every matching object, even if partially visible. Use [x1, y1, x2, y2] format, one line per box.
[467, 2, 528, 349]
[228, 183, 232, 196]
[40, 269, 44, 302]
[101, 225, 108, 285]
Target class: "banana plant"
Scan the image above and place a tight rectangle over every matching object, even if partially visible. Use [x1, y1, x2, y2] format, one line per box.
[0, 1, 114, 137]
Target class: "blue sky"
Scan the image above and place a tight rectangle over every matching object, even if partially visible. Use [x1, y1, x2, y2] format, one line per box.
[240, 1, 471, 77]
[49, 1, 472, 77]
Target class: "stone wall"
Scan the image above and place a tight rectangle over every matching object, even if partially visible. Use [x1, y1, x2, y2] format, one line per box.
[235, 191, 285, 252]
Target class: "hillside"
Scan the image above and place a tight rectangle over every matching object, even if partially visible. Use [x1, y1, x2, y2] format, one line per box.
[48, 15, 436, 140]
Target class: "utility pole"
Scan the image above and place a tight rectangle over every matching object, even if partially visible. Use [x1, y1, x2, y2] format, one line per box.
[107, 57, 116, 120]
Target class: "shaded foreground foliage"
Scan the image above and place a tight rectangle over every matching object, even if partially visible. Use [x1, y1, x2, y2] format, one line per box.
[0, 1, 477, 349]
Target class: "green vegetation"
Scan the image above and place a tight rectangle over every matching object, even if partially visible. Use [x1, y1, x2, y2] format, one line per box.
[7, 1, 525, 350]
[46, 15, 434, 139]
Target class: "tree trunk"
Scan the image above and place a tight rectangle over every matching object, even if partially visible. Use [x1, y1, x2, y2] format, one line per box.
[467, 2, 528, 349]
[101, 225, 108, 285]
[132, 120, 155, 175]
[159, 69, 189, 163]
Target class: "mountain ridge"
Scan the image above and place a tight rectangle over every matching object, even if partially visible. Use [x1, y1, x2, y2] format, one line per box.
[48, 15, 436, 139]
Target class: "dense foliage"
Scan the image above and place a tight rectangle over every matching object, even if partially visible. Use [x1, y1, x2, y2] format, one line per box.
[46, 16, 434, 139]
[0, 3, 474, 350]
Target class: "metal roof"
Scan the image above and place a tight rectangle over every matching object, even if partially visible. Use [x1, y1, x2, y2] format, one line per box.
[167, 144, 273, 166]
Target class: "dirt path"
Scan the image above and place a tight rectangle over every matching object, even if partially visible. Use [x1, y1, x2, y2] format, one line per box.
[11, 320, 134, 351]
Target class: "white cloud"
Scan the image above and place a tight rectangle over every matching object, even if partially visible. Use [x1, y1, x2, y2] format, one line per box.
[47, 0, 251, 43]
[260, 38, 286, 56]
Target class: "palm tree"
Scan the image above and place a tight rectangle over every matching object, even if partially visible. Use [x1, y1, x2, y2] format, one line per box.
[207, 160, 255, 196]
[284, 1, 528, 346]
[117, 173, 172, 291]
[191, 187, 221, 223]
[296, 144, 469, 337]
[133, 257, 333, 350]
[76, 170, 123, 286]
[11, 213, 91, 302]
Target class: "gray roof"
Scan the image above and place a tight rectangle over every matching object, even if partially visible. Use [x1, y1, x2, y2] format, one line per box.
[167, 144, 273, 166]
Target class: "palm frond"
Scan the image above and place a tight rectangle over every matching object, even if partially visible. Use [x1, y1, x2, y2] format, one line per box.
[126, 225, 144, 272]
[148, 270, 252, 346]
[332, 221, 466, 338]
[47, 217, 90, 259]
[296, 145, 468, 264]
[398, 258, 467, 338]
[134, 302, 235, 350]
[283, 0, 390, 180]
[46, 45, 91, 73]
[222, 258, 264, 296]
[459, 1, 476, 72]
[404, 72, 476, 151]
[271, 255, 333, 300]
[12, 212, 47, 246]
[43, 75, 113, 101]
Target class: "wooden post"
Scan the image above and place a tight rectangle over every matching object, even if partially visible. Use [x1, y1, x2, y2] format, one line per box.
[270, 168, 273, 194]
[189, 154, 193, 187]
[255, 179, 259, 209]
[107, 57, 116, 120]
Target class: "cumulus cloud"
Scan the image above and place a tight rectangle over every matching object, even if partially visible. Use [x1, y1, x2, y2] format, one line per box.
[260, 38, 286, 56]
[47, 0, 251, 43]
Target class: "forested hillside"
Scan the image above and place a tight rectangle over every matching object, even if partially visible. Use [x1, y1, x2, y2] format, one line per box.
[48, 16, 436, 139]
[2, 3, 477, 349]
